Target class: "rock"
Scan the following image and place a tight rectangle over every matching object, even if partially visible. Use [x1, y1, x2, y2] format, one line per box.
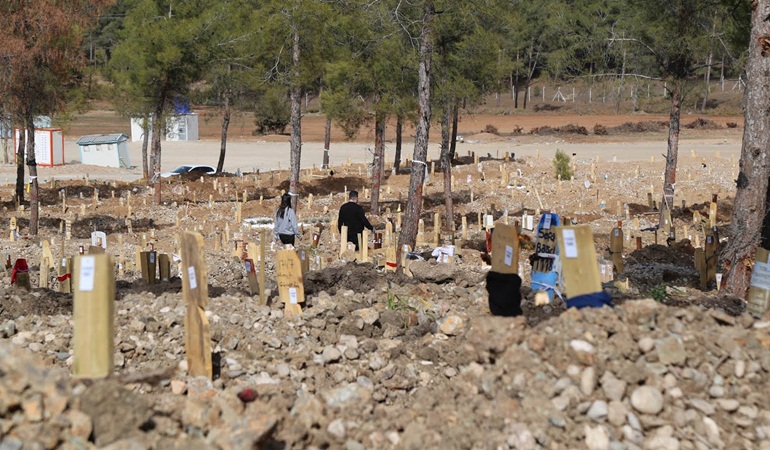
[67, 409, 93, 440]
[638, 337, 655, 354]
[688, 399, 715, 415]
[644, 436, 680, 450]
[702, 417, 723, 447]
[716, 399, 740, 412]
[581, 367, 597, 396]
[170, 380, 187, 395]
[327, 418, 346, 440]
[21, 394, 43, 422]
[79, 380, 154, 447]
[735, 360, 746, 378]
[630, 386, 664, 415]
[585, 424, 610, 450]
[354, 308, 379, 325]
[656, 336, 686, 365]
[1, 320, 16, 338]
[607, 401, 627, 427]
[570, 340, 596, 365]
[345, 440, 365, 450]
[321, 383, 371, 407]
[587, 401, 609, 421]
[438, 315, 465, 336]
[601, 373, 627, 401]
[321, 346, 342, 364]
[507, 423, 536, 449]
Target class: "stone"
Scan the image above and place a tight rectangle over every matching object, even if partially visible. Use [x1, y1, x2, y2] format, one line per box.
[187, 377, 217, 400]
[644, 436, 680, 450]
[321, 383, 371, 407]
[354, 308, 379, 326]
[606, 401, 625, 427]
[688, 399, 715, 416]
[68, 409, 93, 440]
[438, 315, 465, 336]
[507, 423, 536, 449]
[735, 360, 746, 378]
[638, 337, 655, 353]
[570, 340, 595, 365]
[703, 417, 723, 447]
[345, 440, 365, 450]
[656, 336, 686, 365]
[601, 373, 627, 401]
[587, 401, 609, 421]
[21, 394, 43, 422]
[716, 399, 740, 412]
[585, 425, 610, 450]
[327, 418, 346, 440]
[630, 386, 664, 415]
[581, 367, 597, 396]
[321, 346, 342, 364]
[170, 380, 187, 395]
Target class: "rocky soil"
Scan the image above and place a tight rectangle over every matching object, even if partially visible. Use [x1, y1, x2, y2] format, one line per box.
[0, 126, 763, 449]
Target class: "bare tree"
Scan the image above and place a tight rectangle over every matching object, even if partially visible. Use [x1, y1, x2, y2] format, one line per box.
[721, 0, 770, 296]
[397, 0, 434, 265]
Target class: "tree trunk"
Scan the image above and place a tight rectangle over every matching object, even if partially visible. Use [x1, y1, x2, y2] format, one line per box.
[660, 82, 681, 227]
[15, 124, 25, 205]
[141, 114, 150, 179]
[394, 115, 403, 172]
[289, 27, 302, 210]
[322, 116, 331, 169]
[440, 100, 453, 234]
[25, 114, 39, 235]
[370, 103, 385, 215]
[449, 103, 459, 161]
[216, 89, 231, 173]
[397, 0, 434, 266]
[722, 0, 770, 296]
[701, 52, 713, 113]
[151, 101, 164, 205]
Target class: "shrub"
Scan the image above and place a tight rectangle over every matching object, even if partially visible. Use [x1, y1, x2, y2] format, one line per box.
[483, 124, 499, 135]
[254, 88, 290, 135]
[553, 149, 573, 180]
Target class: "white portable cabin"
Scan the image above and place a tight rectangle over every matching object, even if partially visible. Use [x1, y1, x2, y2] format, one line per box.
[13, 127, 65, 166]
[77, 133, 131, 168]
[165, 113, 199, 141]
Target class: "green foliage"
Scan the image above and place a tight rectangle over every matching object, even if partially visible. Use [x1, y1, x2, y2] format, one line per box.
[553, 149, 573, 180]
[648, 284, 668, 302]
[254, 88, 290, 135]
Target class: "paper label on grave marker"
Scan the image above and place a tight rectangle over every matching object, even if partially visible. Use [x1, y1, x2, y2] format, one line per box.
[543, 215, 552, 229]
[289, 287, 298, 304]
[150, 253, 155, 263]
[79, 257, 95, 291]
[750, 261, 770, 291]
[504, 246, 514, 266]
[562, 229, 578, 258]
[187, 266, 197, 289]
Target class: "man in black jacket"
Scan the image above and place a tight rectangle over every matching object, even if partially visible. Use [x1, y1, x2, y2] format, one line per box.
[338, 191, 373, 251]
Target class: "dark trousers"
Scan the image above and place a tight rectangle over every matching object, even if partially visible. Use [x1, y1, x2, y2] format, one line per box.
[279, 234, 295, 245]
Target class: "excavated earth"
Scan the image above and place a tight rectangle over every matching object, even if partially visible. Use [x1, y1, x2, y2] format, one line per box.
[1, 123, 768, 450]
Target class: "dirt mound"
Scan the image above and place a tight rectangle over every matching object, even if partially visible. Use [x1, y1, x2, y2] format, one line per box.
[605, 120, 668, 134]
[464, 132, 509, 143]
[0, 288, 72, 320]
[531, 124, 589, 135]
[685, 117, 722, 129]
[304, 262, 415, 296]
[628, 242, 695, 266]
[278, 175, 369, 197]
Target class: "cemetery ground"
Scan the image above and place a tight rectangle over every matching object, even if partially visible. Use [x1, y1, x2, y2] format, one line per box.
[2, 110, 770, 449]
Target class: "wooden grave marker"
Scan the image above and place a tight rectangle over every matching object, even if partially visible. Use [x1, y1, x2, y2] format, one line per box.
[244, 258, 260, 295]
[490, 221, 519, 274]
[258, 230, 267, 305]
[298, 248, 310, 275]
[179, 232, 213, 379]
[158, 254, 171, 281]
[556, 225, 602, 298]
[9, 217, 16, 242]
[339, 225, 349, 257]
[140, 248, 158, 284]
[747, 247, 770, 316]
[610, 221, 624, 274]
[709, 195, 718, 228]
[276, 249, 305, 318]
[73, 254, 116, 378]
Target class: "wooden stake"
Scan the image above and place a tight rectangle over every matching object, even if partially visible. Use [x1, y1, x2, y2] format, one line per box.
[490, 221, 519, 274]
[276, 249, 305, 318]
[340, 225, 348, 257]
[73, 254, 115, 378]
[180, 232, 212, 379]
[556, 225, 602, 298]
[610, 221, 624, 274]
[259, 229, 267, 306]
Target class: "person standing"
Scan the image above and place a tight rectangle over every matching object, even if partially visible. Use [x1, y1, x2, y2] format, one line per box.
[274, 193, 301, 246]
[338, 190, 373, 251]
